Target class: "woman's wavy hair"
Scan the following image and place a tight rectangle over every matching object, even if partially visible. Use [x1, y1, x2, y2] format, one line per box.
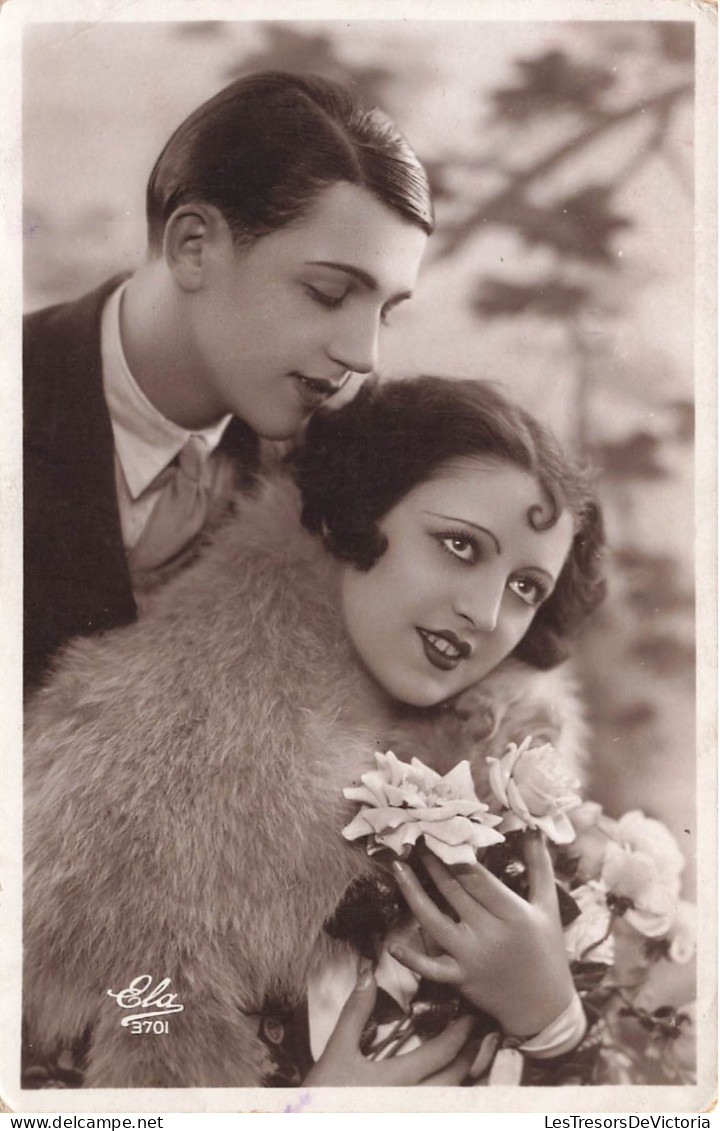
[294, 376, 606, 671]
[146, 70, 433, 254]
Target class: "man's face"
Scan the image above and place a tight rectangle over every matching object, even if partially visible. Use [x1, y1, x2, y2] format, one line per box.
[179, 182, 428, 437]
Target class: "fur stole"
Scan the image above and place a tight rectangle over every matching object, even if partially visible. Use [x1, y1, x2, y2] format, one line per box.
[24, 474, 587, 1088]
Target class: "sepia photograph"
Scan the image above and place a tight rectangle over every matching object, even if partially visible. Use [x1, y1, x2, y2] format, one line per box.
[1, 0, 715, 1116]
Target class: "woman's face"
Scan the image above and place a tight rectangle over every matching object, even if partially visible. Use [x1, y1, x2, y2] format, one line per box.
[178, 181, 428, 435]
[340, 459, 574, 708]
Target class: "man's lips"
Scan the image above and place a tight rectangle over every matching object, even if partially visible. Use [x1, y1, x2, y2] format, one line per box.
[417, 628, 472, 672]
[292, 372, 349, 407]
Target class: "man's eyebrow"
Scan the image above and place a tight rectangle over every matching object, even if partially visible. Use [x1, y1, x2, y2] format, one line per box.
[425, 511, 502, 555]
[306, 261, 413, 304]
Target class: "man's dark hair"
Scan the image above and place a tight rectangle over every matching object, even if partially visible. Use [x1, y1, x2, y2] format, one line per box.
[295, 375, 606, 671]
[146, 70, 433, 254]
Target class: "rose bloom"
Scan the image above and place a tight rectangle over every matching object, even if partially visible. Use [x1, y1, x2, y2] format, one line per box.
[600, 841, 681, 938]
[608, 811, 686, 884]
[487, 736, 582, 844]
[596, 810, 687, 939]
[343, 750, 504, 866]
[569, 801, 619, 881]
[570, 800, 605, 835]
[563, 882, 616, 965]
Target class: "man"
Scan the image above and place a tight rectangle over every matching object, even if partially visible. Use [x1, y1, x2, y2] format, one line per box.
[24, 70, 432, 692]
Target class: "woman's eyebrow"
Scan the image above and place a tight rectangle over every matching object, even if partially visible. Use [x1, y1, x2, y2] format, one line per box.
[425, 511, 501, 555]
[306, 260, 413, 304]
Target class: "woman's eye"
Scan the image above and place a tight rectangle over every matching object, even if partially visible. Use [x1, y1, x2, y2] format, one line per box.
[439, 534, 477, 563]
[508, 576, 547, 607]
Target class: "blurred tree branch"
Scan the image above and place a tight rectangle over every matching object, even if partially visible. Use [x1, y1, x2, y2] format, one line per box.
[434, 80, 692, 259]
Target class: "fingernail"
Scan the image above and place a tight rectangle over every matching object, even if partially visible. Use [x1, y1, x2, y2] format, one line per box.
[356, 957, 374, 990]
[388, 944, 405, 961]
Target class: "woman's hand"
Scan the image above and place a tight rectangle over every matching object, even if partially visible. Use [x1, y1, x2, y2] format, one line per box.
[388, 831, 575, 1040]
[303, 960, 477, 1086]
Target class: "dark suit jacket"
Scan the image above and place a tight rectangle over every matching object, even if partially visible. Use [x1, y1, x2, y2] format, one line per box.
[24, 277, 259, 694]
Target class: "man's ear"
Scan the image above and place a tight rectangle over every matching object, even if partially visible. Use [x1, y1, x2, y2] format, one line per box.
[163, 203, 231, 292]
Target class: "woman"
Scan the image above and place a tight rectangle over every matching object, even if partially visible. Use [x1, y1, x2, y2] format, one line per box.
[23, 376, 605, 1089]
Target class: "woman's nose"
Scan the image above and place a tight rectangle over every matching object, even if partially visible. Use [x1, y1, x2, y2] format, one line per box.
[327, 311, 380, 375]
[454, 580, 504, 634]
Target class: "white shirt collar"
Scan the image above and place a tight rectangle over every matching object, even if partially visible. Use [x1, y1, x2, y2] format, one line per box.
[101, 280, 232, 500]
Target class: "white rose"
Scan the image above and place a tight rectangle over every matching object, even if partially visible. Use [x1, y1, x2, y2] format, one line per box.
[569, 801, 619, 881]
[609, 811, 685, 883]
[343, 751, 504, 866]
[487, 736, 582, 844]
[594, 810, 686, 939]
[600, 841, 680, 938]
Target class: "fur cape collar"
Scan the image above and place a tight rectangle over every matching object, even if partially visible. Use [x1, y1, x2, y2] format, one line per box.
[23, 473, 587, 1087]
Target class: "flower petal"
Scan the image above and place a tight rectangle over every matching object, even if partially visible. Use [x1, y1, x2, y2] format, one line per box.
[624, 905, 674, 938]
[498, 811, 526, 835]
[506, 778, 534, 825]
[383, 750, 409, 789]
[487, 757, 509, 808]
[440, 760, 477, 800]
[343, 783, 385, 807]
[362, 807, 418, 833]
[377, 823, 423, 855]
[341, 812, 375, 841]
[423, 833, 478, 866]
[384, 782, 423, 808]
[534, 811, 578, 845]
[467, 823, 506, 849]
[409, 756, 442, 787]
[417, 815, 472, 844]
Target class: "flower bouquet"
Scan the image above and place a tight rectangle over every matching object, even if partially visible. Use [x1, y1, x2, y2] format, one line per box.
[327, 740, 696, 1085]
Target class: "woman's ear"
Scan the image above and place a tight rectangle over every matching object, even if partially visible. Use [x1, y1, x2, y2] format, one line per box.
[163, 203, 231, 292]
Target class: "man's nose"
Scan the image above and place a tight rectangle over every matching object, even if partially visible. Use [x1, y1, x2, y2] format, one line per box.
[327, 310, 380, 376]
[454, 579, 504, 634]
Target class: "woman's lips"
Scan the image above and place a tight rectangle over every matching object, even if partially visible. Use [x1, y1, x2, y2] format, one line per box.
[417, 628, 471, 672]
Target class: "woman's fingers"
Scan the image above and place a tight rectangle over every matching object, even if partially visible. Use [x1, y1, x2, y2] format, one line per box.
[381, 1013, 475, 1086]
[418, 853, 487, 921]
[523, 830, 559, 912]
[422, 1040, 479, 1086]
[324, 958, 378, 1054]
[425, 852, 520, 920]
[387, 941, 461, 984]
[392, 860, 459, 946]
[304, 961, 478, 1087]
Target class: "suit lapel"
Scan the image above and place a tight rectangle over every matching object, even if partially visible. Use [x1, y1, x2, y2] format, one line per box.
[24, 277, 136, 686]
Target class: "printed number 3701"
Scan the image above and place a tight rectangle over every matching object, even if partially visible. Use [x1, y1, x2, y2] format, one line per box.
[130, 1019, 169, 1035]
